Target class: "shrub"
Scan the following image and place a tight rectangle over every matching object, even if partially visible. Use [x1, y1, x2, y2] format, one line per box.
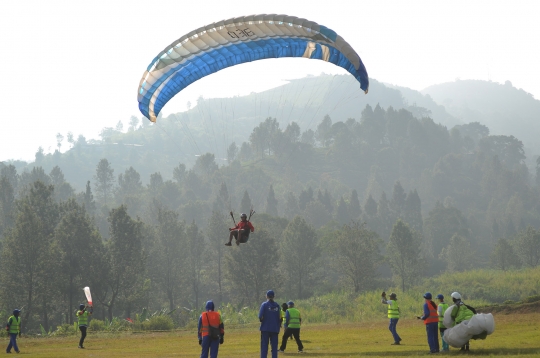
[142, 315, 174, 331]
[523, 295, 540, 303]
[89, 319, 106, 331]
[54, 323, 76, 336]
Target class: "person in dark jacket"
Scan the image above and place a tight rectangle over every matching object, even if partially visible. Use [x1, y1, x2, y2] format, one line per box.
[198, 300, 225, 358]
[259, 290, 282, 358]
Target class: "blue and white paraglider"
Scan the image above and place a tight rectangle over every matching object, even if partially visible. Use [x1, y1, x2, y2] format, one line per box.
[137, 14, 369, 122]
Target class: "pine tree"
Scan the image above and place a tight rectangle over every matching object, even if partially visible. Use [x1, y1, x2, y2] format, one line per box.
[94, 159, 115, 205]
[280, 217, 320, 298]
[240, 190, 252, 215]
[284, 192, 299, 218]
[349, 189, 362, 220]
[387, 219, 424, 292]
[100, 205, 145, 321]
[265, 185, 278, 217]
[336, 196, 350, 225]
[329, 222, 381, 293]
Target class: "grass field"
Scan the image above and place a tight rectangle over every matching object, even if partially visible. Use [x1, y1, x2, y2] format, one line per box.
[6, 312, 540, 357]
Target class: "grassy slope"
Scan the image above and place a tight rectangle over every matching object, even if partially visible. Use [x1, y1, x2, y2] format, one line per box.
[11, 313, 540, 357]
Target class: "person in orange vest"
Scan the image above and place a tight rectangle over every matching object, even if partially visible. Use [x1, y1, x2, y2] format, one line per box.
[197, 300, 224, 358]
[417, 292, 440, 353]
[225, 213, 254, 246]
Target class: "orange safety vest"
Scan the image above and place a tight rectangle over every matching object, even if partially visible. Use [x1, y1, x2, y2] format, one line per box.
[424, 301, 439, 324]
[200, 311, 222, 337]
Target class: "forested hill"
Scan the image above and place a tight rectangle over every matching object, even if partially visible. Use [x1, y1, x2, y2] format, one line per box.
[2, 75, 540, 332]
[423, 80, 540, 156]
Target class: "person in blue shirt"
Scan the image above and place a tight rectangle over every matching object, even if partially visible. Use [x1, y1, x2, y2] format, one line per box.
[417, 292, 440, 354]
[259, 290, 282, 358]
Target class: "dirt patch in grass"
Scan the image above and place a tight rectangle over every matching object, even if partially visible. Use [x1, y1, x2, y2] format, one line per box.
[478, 300, 540, 314]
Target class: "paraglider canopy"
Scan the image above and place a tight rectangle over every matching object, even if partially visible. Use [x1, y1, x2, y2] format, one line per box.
[138, 14, 369, 122]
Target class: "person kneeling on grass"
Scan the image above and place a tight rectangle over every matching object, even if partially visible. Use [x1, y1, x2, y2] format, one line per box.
[279, 301, 304, 353]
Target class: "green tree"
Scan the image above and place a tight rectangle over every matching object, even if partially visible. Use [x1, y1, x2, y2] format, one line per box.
[387, 219, 424, 292]
[54, 199, 104, 323]
[186, 221, 206, 308]
[514, 226, 540, 268]
[206, 211, 229, 303]
[423, 202, 469, 261]
[490, 238, 521, 271]
[99, 205, 145, 320]
[280, 216, 320, 298]
[227, 142, 238, 164]
[336, 196, 350, 225]
[94, 159, 115, 205]
[438, 234, 475, 272]
[265, 185, 278, 217]
[349, 189, 362, 221]
[284, 192, 299, 218]
[224, 227, 280, 305]
[240, 190, 252, 215]
[0, 182, 59, 330]
[329, 222, 381, 293]
[117, 166, 143, 202]
[152, 208, 186, 311]
[0, 176, 15, 234]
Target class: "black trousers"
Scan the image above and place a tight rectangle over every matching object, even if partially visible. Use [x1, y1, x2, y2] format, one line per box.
[79, 326, 87, 347]
[279, 328, 303, 351]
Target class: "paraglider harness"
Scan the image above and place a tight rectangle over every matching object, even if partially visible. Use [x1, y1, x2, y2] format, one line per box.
[230, 209, 255, 243]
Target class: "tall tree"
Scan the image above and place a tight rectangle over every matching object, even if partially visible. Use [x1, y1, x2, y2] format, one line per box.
[99, 205, 145, 320]
[152, 208, 186, 311]
[490, 238, 520, 271]
[206, 211, 229, 304]
[82, 181, 96, 215]
[240, 190, 252, 215]
[438, 234, 475, 272]
[514, 226, 540, 268]
[349, 189, 362, 221]
[0, 182, 59, 330]
[224, 227, 280, 305]
[387, 219, 424, 292]
[284, 192, 299, 218]
[280, 216, 320, 298]
[94, 159, 115, 205]
[329, 222, 381, 293]
[186, 221, 206, 308]
[298, 187, 314, 210]
[0, 176, 15, 233]
[117, 166, 143, 202]
[265, 185, 278, 217]
[54, 199, 104, 323]
[336, 196, 350, 225]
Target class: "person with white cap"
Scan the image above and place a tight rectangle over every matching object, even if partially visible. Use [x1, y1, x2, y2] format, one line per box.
[449, 292, 475, 352]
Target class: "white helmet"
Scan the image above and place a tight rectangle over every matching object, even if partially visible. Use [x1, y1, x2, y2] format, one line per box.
[451, 292, 462, 300]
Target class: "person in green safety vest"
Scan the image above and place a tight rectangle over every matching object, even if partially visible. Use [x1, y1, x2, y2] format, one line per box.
[76, 303, 93, 349]
[381, 292, 402, 345]
[5, 309, 21, 354]
[449, 291, 475, 352]
[278, 301, 304, 353]
[436, 294, 450, 352]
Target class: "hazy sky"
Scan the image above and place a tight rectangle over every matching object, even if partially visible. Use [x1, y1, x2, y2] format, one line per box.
[1, 0, 539, 162]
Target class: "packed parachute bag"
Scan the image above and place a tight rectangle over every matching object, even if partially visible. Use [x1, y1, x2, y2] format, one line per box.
[442, 304, 496, 348]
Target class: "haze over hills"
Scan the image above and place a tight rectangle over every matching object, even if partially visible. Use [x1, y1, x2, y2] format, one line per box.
[423, 79, 540, 158]
[3, 74, 540, 190]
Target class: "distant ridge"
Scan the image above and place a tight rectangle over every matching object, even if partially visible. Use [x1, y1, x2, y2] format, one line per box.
[423, 80, 540, 156]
